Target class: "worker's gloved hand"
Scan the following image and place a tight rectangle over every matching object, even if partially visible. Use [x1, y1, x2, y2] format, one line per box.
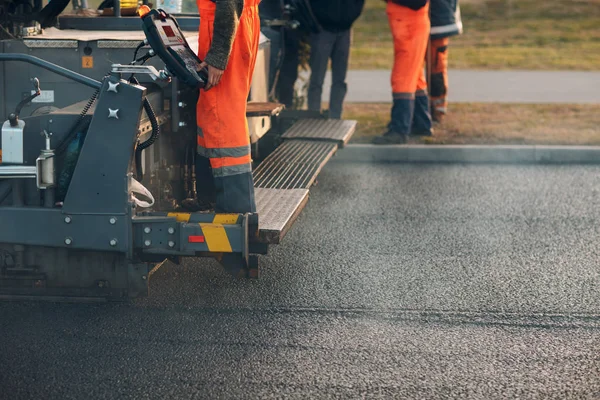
[199, 61, 224, 91]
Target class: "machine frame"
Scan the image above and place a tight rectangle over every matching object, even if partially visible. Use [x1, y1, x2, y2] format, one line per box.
[0, 2, 355, 301]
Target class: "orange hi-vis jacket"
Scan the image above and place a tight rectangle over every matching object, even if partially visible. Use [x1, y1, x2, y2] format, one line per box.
[195, 0, 260, 178]
[387, 0, 430, 99]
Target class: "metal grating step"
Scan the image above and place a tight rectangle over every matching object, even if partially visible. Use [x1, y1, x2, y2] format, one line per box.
[255, 188, 309, 244]
[253, 140, 337, 189]
[281, 118, 357, 146]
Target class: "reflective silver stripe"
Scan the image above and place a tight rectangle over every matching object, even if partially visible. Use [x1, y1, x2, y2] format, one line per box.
[197, 144, 251, 159]
[432, 98, 446, 105]
[431, 5, 463, 36]
[197, 127, 204, 137]
[415, 89, 428, 96]
[430, 20, 463, 36]
[212, 163, 252, 177]
[393, 92, 415, 100]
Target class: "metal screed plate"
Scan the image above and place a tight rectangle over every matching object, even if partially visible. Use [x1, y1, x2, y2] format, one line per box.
[281, 118, 357, 146]
[255, 188, 309, 244]
[253, 140, 337, 190]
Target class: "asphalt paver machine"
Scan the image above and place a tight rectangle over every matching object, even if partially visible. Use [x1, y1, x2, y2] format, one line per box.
[0, 0, 356, 300]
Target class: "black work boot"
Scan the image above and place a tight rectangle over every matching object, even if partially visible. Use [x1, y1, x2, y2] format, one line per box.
[411, 94, 433, 136]
[372, 130, 408, 145]
[431, 103, 446, 123]
[373, 98, 413, 145]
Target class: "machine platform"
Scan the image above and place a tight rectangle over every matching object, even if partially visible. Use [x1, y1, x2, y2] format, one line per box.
[254, 140, 338, 190]
[255, 188, 309, 244]
[252, 118, 357, 244]
[281, 119, 357, 147]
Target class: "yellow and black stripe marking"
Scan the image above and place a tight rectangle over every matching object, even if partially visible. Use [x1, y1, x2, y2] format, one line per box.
[167, 212, 192, 223]
[166, 212, 242, 253]
[167, 212, 241, 224]
[199, 223, 233, 252]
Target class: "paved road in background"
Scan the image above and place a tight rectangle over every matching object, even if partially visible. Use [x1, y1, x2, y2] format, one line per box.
[305, 70, 600, 104]
[2, 162, 600, 398]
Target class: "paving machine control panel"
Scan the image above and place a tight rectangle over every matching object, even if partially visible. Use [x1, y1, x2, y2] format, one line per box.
[141, 8, 208, 89]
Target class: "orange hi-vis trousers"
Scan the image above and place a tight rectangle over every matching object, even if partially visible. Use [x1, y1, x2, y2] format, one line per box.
[428, 37, 450, 115]
[196, 0, 260, 213]
[387, 1, 430, 101]
[386, 1, 432, 135]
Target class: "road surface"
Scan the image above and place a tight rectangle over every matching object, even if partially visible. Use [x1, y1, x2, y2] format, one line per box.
[1, 161, 600, 399]
[306, 70, 600, 104]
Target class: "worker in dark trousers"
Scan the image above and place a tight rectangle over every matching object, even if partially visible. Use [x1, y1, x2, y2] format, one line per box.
[194, 0, 261, 213]
[429, 0, 462, 122]
[307, 0, 365, 119]
[260, 0, 301, 107]
[372, 0, 432, 144]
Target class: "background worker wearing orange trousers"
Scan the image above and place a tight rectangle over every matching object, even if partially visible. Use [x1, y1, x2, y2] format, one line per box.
[429, 0, 462, 122]
[373, 0, 432, 145]
[194, 0, 260, 213]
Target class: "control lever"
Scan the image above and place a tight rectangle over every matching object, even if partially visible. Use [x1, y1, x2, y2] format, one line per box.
[9, 77, 41, 127]
[111, 64, 171, 82]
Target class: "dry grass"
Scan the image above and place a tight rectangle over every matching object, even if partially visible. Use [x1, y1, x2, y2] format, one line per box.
[344, 103, 600, 145]
[82, 0, 600, 70]
[350, 0, 600, 70]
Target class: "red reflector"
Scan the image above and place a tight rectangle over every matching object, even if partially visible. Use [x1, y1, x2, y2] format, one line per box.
[188, 235, 205, 243]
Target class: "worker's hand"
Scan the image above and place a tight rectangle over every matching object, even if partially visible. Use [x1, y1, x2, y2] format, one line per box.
[200, 61, 224, 91]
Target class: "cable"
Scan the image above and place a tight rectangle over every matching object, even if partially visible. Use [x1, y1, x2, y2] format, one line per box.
[138, 98, 160, 151]
[129, 41, 147, 81]
[129, 75, 160, 181]
[134, 51, 155, 65]
[131, 41, 146, 64]
[134, 147, 144, 181]
[55, 86, 100, 155]
[128, 44, 152, 81]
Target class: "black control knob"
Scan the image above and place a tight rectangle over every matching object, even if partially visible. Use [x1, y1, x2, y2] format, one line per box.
[8, 113, 18, 127]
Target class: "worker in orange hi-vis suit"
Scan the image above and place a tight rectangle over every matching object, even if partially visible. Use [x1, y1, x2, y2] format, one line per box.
[429, 0, 463, 122]
[372, 0, 432, 145]
[192, 0, 260, 213]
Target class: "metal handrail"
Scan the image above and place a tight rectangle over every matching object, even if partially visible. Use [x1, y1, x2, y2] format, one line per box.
[0, 166, 37, 179]
[0, 54, 102, 89]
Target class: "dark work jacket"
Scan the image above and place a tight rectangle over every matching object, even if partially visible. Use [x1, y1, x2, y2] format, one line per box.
[259, 0, 283, 20]
[430, 0, 463, 39]
[309, 0, 366, 33]
[388, 0, 428, 10]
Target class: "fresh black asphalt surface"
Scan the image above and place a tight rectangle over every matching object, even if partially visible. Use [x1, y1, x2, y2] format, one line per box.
[2, 161, 600, 399]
